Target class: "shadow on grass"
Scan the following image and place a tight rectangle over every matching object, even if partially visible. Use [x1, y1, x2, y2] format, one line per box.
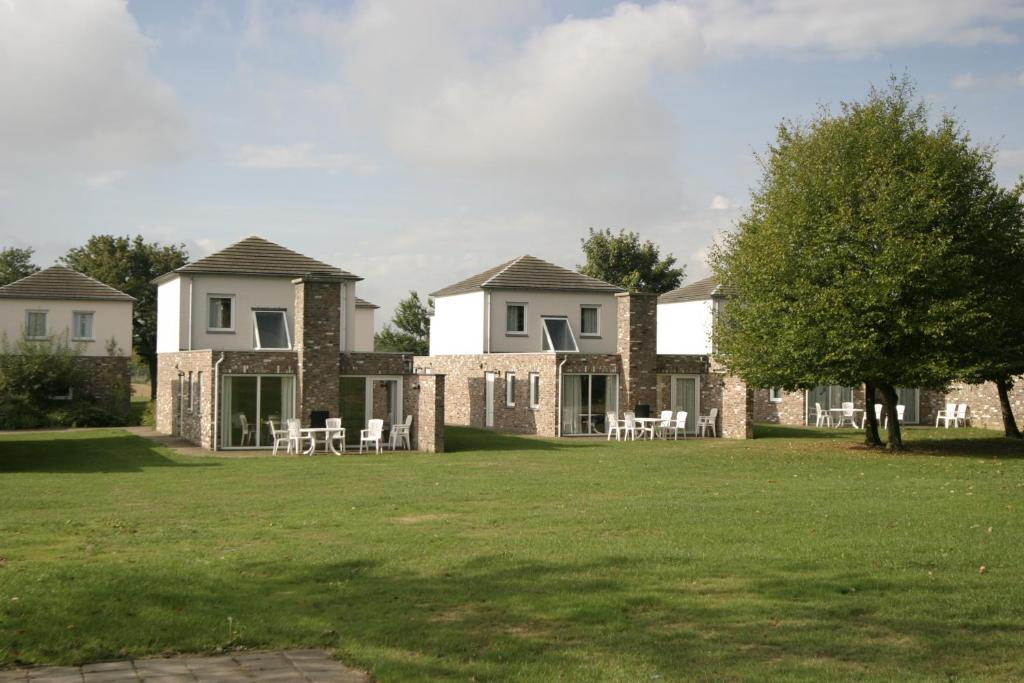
[754, 424, 852, 440]
[0, 433, 218, 473]
[445, 427, 595, 454]
[4, 554, 1021, 680]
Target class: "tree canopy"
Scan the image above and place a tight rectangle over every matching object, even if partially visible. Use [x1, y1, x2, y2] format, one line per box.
[0, 247, 39, 286]
[374, 291, 432, 356]
[578, 228, 684, 294]
[61, 235, 188, 399]
[709, 76, 1021, 449]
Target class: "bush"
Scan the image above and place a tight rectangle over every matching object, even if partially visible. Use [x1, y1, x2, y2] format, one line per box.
[46, 403, 124, 428]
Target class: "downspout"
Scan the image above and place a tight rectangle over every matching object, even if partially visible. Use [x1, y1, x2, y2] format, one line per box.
[177, 369, 185, 438]
[556, 356, 568, 437]
[212, 352, 225, 451]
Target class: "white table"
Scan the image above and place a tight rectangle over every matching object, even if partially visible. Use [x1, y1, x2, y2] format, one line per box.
[828, 408, 865, 428]
[633, 417, 661, 440]
[299, 427, 345, 455]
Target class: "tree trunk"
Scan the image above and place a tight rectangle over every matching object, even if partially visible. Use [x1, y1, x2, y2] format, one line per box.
[876, 382, 905, 451]
[863, 383, 882, 447]
[148, 354, 158, 401]
[995, 376, 1022, 439]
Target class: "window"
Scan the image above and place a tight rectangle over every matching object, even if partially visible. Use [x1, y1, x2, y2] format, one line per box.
[207, 295, 234, 331]
[72, 311, 94, 341]
[195, 372, 203, 412]
[529, 372, 540, 409]
[506, 303, 527, 335]
[540, 316, 578, 352]
[505, 372, 516, 407]
[252, 310, 291, 350]
[580, 305, 600, 336]
[25, 310, 47, 339]
[50, 385, 73, 401]
[185, 371, 194, 412]
[769, 387, 782, 403]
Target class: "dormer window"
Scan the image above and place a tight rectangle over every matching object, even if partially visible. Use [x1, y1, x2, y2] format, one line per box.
[540, 316, 578, 352]
[506, 303, 527, 335]
[208, 295, 235, 332]
[253, 310, 291, 350]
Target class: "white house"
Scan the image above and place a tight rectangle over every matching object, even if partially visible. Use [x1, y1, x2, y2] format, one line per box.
[656, 275, 722, 355]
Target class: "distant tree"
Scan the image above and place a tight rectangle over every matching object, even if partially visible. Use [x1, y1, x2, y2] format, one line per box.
[62, 235, 188, 400]
[0, 247, 39, 286]
[374, 291, 433, 356]
[709, 76, 1014, 451]
[578, 228, 684, 294]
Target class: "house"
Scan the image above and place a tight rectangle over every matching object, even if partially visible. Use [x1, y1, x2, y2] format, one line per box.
[415, 256, 753, 439]
[0, 265, 135, 415]
[153, 236, 444, 451]
[656, 275, 722, 355]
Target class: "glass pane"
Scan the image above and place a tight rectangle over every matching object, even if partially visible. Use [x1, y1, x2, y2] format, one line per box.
[590, 375, 608, 433]
[339, 377, 367, 445]
[226, 376, 258, 447]
[581, 307, 598, 334]
[507, 305, 524, 332]
[896, 387, 918, 423]
[542, 318, 578, 351]
[673, 377, 697, 432]
[561, 375, 583, 434]
[209, 298, 232, 329]
[260, 377, 283, 446]
[27, 312, 46, 337]
[254, 311, 289, 349]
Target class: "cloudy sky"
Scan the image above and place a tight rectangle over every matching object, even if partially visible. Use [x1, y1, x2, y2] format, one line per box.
[3, 0, 1024, 322]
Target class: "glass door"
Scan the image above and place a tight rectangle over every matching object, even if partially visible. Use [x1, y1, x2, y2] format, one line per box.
[340, 377, 403, 444]
[221, 375, 295, 448]
[670, 376, 699, 434]
[561, 374, 618, 436]
[895, 387, 920, 424]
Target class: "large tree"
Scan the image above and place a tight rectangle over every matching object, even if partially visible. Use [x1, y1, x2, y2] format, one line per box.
[709, 76, 1015, 450]
[62, 235, 188, 400]
[374, 291, 432, 356]
[0, 247, 39, 286]
[578, 228, 684, 294]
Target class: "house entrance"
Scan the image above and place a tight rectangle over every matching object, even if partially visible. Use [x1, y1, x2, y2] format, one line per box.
[220, 375, 295, 448]
[561, 373, 618, 435]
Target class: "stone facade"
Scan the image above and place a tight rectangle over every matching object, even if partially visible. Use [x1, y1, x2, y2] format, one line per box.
[752, 388, 805, 425]
[414, 374, 445, 452]
[946, 378, 1024, 431]
[294, 276, 341, 424]
[616, 292, 658, 413]
[721, 374, 753, 439]
[76, 355, 132, 419]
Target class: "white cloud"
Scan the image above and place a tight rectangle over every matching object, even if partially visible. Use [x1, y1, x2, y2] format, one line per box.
[79, 170, 126, 190]
[709, 194, 731, 210]
[0, 0, 186, 170]
[951, 70, 1024, 90]
[951, 73, 980, 90]
[229, 143, 377, 174]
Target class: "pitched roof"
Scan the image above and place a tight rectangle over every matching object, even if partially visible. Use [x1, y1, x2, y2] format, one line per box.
[0, 265, 136, 302]
[658, 275, 721, 304]
[431, 255, 624, 297]
[355, 297, 378, 309]
[156, 236, 360, 282]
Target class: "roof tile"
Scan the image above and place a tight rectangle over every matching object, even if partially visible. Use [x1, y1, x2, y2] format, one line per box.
[0, 265, 136, 302]
[431, 255, 623, 297]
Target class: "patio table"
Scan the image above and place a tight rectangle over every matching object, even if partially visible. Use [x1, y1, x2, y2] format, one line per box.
[300, 427, 345, 455]
[828, 408, 865, 428]
[633, 417, 660, 440]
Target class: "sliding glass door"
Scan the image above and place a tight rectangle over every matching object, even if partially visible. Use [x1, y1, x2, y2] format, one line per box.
[338, 376, 403, 446]
[561, 374, 618, 435]
[221, 375, 295, 448]
[807, 385, 855, 425]
[670, 375, 699, 434]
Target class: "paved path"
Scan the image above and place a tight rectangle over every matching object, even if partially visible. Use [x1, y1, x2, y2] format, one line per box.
[0, 650, 369, 683]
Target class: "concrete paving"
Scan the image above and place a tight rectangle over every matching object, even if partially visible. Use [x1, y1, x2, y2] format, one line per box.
[0, 650, 369, 683]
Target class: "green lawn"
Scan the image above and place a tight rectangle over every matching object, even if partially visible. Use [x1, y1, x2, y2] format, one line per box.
[1, 426, 1023, 681]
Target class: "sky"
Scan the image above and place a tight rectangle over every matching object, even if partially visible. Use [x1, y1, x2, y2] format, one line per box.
[3, 0, 1024, 325]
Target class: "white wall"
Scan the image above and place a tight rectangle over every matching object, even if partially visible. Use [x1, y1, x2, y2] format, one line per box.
[354, 307, 374, 352]
[488, 290, 618, 354]
[657, 300, 714, 354]
[429, 291, 485, 355]
[0, 298, 133, 356]
[156, 278, 183, 352]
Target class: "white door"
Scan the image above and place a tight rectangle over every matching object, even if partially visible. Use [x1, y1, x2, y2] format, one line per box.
[670, 375, 700, 434]
[485, 372, 495, 427]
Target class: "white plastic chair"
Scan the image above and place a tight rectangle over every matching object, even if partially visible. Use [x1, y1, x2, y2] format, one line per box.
[389, 414, 413, 450]
[936, 402, 957, 428]
[697, 408, 718, 437]
[955, 403, 969, 428]
[360, 418, 384, 453]
[620, 411, 638, 441]
[874, 403, 883, 425]
[672, 411, 688, 440]
[836, 401, 858, 428]
[655, 410, 674, 439]
[268, 419, 289, 455]
[236, 412, 256, 446]
[325, 417, 346, 454]
[285, 418, 312, 454]
[884, 404, 906, 428]
[606, 412, 623, 441]
[814, 402, 832, 428]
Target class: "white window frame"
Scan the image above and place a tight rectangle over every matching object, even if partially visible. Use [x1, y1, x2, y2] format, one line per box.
[71, 310, 95, 341]
[670, 374, 701, 435]
[252, 309, 292, 350]
[25, 310, 48, 340]
[505, 302, 528, 336]
[540, 316, 579, 353]
[505, 372, 516, 407]
[207, 294, 236, 332]
[185, 371, 194, 413]
[195, 371, 203, 413]
[769, 387, 783, 403]
[580, 305, 601, 337]
[529, 372, 540, 410]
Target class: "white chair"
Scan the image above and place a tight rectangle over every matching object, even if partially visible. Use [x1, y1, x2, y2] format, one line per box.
[606, 412, 623, 441]
[360, 419, 384, 453]
[268, 419, 289, 455]
[325, 417, 346, 454]
[814, 402, 832, 428]
[936, 402, 957, 428]
[884, 404, 906, 428]
[236, 412, 256, 446]
[697, 408, 718, 437]
[285, 418, 312, 454]
[655, 410, 674, 439]
[672, 411, 688, 440]
[619, 411, 638, 441]
[389, 414, 413, 450]
[874, 403, 883, 425]
[835, 401, 857, 428]
[955, 403, 969, 428]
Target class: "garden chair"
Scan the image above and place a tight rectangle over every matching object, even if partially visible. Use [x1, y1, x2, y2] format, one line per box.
[268, 419, 289, 455]
[874, 403, 883, 425]
[673, 411, 688, 440]
[360, 419, 384, 453]
[325, 417, 345, 453]
[285, 418, 311, 454]
[236, 412, 256, 446]
[814, 402, 832, 428]
[655, 410, 674, 439]
[389, 414, 413, 450]
[697, 408, 718, 437]
[837, 401, 858, 428]
[936, 402, 957, 428]
[606, 411, 623, 441]
[620, 411, 638, 441]
[955, 403, 969, 428]
[883, 404, 905, 428]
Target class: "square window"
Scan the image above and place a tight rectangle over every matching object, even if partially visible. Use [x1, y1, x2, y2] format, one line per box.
[253, 310, 291, 350]
[72, 312, 94, 340]
[506, 303, 526, 334]
[540, 317, 578, 352]
[25, 311, 47, 339]
[580, 306, 599, 336]
[505, 372, 516, 407]
[769, 387, 783, 403]
[529, 372, 540, 409]
[208, 296, 234, 331]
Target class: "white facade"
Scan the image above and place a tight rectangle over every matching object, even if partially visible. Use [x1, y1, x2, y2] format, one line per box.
[429, 291, 485, 355]
[0, 298, 133, 356]
[354, 306, 375, 352]
[656, 299, 716, 355]
[157, 273, 365, 353]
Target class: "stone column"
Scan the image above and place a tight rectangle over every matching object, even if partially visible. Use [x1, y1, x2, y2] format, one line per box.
[414, 374, 445, 453]
[616, 292, 658, 413]
[294, 275, 342, 423]
[721, 374, 754, 439]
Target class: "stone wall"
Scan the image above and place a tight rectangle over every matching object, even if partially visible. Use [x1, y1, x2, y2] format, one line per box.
[155, 351, 216, 447]
[752, 388, 805, 424]
[77, 355, 132, 419]
[946, 378, 1024, 431]
[721, 374, 754, 439]
[341, 352, 412, 376]
[616, 292, 658, 413]
[294, 277, 341, 424]
[414, 374, 445, 452]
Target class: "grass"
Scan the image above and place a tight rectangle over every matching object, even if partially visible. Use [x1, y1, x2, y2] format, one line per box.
[1, 425, 1023, 681]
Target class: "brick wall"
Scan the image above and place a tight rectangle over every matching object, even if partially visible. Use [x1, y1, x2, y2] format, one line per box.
[617, 292, 658, 413]
[294, 277, 341, 424]
[721, 374, 753, 439]
[156, 351, 216, 447]
[76, 355, 132, 418]
[752, 388, 805, 424]
[946, 378, 1024, 431]
[414, 374, 445, 452]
